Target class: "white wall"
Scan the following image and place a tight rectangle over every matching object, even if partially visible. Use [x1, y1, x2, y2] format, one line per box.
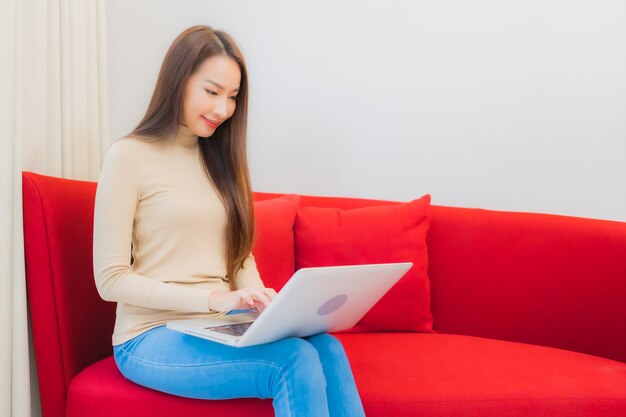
[106, 0, 626, 222]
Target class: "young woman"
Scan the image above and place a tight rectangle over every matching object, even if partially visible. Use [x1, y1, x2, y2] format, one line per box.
[92, 25, 366, 417]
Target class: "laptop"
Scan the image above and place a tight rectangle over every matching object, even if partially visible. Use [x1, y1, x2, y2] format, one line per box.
[166, 262, 413, 347]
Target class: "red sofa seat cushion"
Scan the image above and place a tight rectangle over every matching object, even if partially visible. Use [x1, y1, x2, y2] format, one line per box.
[294, 194, 433, 332]
[338, 333, 626, 417]
[67, 356, 275, 417]
[67, 333, 626, 417]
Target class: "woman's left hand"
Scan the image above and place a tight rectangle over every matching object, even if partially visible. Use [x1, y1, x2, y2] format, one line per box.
[236, 287, 278, 313]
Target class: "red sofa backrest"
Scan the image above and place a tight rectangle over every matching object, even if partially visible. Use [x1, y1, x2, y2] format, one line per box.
[255, 192, 626, 364]
[22, 172, 626, 417]
[425, 205, 626, 364]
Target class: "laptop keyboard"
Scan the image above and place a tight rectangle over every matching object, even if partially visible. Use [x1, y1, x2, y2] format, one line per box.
[204, 321, 254, 337]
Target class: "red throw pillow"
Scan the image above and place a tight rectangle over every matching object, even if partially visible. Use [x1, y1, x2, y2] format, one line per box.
[252, 194, 301, 291]
[294, 194, 434, 333]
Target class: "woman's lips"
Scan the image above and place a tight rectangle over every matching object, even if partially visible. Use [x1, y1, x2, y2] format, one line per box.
[202, 116, 219, 128]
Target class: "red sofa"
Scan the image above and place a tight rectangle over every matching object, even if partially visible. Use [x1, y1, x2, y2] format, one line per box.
[22, 171, 626, 417]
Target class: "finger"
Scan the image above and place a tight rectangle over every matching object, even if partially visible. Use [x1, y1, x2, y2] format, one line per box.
[243, 294, 255, 307]
[254, 299, 269, 312]
[263, 288, 277, 301]
[252, 291, 272, 307]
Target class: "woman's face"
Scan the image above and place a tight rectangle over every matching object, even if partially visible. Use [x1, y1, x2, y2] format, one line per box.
[182, 55, 241, 137]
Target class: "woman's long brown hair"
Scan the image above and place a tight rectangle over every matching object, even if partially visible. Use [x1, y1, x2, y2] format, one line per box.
[127, 25, 255, 291]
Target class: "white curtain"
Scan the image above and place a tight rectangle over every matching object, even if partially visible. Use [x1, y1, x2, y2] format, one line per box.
[0, 0, 109, 416]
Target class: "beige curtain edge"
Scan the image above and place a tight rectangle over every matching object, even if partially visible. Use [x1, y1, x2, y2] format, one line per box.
[1, 0, 109, 416]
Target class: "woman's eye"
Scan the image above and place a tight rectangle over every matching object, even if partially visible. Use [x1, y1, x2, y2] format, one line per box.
[205, 90, 237, 101]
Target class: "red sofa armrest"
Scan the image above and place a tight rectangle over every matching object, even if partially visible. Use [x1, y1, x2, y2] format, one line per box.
[427, 206, 626, 363]
[22, 172, 116, 417]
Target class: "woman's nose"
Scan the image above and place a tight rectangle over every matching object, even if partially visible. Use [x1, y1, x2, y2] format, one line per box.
[212, 96, 228, 119]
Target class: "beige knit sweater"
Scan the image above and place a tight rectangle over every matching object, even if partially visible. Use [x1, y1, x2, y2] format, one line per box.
[93, 129, 264, 346]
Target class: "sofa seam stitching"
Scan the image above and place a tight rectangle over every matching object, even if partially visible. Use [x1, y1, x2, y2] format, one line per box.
[366, 398, 626, 403]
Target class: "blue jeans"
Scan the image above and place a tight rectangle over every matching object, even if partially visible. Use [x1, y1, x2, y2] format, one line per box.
[112, 309, 366, 417]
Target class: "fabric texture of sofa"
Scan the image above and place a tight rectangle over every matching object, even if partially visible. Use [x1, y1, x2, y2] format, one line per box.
[22, 171, 626, 417]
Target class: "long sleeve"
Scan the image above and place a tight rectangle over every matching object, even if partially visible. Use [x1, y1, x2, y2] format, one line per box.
[234, 253, 266, 290]
[93, 142, 213, 312]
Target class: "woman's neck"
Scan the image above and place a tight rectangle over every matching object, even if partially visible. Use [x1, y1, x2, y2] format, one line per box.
[173, 124, 199, 148]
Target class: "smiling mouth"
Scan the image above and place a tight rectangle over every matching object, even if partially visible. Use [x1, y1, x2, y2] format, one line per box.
[202, 116, 219, 128]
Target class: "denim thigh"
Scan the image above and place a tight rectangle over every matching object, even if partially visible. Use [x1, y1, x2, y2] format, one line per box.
[112, 324, 327, 401]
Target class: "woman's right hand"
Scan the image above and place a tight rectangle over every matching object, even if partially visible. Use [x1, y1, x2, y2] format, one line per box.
[209, 287, 277, 313]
